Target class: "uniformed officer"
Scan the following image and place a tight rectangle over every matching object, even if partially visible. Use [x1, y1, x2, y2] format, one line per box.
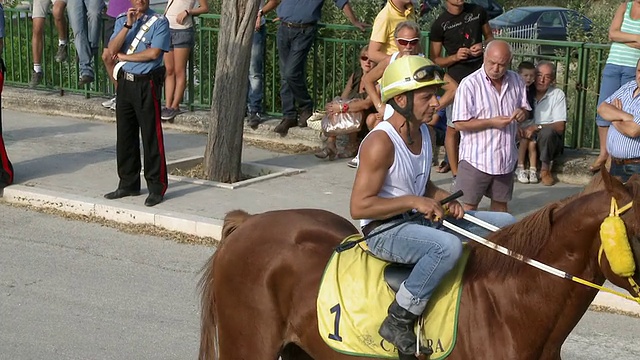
[0, 3, 14, 190]
[104, 0, 170, 207]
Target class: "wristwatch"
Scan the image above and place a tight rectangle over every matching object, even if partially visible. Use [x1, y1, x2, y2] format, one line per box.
[258, 9, 263, 17]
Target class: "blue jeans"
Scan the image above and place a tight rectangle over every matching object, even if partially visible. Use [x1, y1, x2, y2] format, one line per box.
[366, 211, 517, 315]
[596, 63, 636, 127]
[610, 162, 640, 183]
[276, 24, 317, 119]
[67, 0, 104, 78]
[247, 25, 266, 114]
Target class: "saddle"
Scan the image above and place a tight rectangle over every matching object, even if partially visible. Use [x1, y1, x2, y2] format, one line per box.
[383, 263, 414, 292]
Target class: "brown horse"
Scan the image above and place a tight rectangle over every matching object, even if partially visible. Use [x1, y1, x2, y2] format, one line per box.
[199, 170, 640, 360]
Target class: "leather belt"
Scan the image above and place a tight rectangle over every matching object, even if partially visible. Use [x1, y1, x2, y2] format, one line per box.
[362, 212, 410, 237]
[118, 66, 165, 82]
[612, 157, 640, 165]
[281, 21, 315, 28]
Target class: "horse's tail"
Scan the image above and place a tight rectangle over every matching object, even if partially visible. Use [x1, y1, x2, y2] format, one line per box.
[198, 210, 252, 360]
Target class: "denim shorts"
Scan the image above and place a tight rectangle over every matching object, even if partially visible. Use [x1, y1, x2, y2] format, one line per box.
[170, 28, 195, 49]
[596, 63, 636, 127]
[609, 162, 640, 183]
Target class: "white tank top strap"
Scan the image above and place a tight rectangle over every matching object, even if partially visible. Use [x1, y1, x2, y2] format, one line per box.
[360, 121, 432, 228]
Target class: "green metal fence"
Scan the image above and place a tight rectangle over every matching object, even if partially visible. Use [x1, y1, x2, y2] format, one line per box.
[2, 10, 610, 150]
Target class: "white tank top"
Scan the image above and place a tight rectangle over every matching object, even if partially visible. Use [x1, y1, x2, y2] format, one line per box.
[360, 121, 432, 228]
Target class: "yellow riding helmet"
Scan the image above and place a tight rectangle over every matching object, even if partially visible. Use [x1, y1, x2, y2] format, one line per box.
[380, 55, 446, 104]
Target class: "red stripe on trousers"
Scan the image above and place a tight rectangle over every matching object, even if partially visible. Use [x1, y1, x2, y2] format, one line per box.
[150, 79, 167, 195]
[0, 69, 13, 184]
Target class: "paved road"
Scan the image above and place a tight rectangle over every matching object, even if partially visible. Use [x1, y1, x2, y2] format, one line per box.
[1, 205, 638, 359]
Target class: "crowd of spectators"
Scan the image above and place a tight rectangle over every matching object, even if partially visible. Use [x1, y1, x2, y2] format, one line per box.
[10, 0, 640, 199]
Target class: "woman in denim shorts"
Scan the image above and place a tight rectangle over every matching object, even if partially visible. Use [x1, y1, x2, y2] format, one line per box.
[162, 0, 209, 122]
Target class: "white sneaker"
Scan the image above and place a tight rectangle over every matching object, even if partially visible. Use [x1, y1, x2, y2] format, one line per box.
[102, 97, 116, 108]
[528, 169, 539, 184]
[347, 157, 358, 168]
[516, 168, 529, 184]
[109, 102, 116, 111]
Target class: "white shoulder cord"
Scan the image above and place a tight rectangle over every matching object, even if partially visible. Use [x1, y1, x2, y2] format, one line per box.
[112, 15, 161, 79]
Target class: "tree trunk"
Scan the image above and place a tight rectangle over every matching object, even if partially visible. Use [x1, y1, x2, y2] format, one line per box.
[203, 0, 258, 182]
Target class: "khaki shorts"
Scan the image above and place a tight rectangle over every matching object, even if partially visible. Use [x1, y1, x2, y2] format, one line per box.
[455, 160, 515, 206]
[32, 0, 67, 19]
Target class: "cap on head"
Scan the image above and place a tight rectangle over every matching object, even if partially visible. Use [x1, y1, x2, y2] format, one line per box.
[380, 55, 446, 104]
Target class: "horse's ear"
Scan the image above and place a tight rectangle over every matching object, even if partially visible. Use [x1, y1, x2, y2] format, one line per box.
[601, 169, 627, 198]
[583, 171, 604, 195]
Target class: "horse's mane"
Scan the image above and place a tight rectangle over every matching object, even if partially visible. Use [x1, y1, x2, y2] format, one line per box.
[465, 202, 559, 279]
[465, 174, 607, 280]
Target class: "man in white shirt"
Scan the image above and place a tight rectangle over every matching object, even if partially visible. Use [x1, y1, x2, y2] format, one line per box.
[520, 61, 566, 186]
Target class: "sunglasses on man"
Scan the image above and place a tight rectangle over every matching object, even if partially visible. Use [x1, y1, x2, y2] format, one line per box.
[397, 38, 420, 46]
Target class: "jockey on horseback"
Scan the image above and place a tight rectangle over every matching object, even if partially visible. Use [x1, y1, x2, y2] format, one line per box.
[350, 55, 516, 356]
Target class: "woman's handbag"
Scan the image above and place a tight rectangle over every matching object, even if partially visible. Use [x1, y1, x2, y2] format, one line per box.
[321, 98, 363, 135]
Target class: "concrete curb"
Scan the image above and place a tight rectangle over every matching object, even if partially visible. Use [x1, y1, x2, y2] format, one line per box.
[0, 185, 223, 239]
[591, 292, 640, 317]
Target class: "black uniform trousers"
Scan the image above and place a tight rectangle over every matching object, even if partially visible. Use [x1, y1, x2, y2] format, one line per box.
[0, 58, 14, 189]
[114, 67, 167, 196]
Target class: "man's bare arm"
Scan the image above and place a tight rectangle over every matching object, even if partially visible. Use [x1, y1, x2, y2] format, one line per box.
[350, 132, 418, 220]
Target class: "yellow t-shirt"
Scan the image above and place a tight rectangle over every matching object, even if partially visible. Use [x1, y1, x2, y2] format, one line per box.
[370, 1, 416, 55]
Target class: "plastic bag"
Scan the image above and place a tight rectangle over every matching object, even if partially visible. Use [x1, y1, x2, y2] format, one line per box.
[321, 98, 363, 135]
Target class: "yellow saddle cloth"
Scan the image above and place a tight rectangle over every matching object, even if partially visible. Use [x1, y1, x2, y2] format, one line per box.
[317, 235, 469, 359]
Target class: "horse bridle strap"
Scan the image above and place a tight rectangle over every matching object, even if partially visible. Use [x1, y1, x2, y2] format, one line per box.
[442, 210, 640, 305]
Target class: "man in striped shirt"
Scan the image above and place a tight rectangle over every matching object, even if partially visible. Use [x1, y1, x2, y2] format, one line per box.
[597, 58, 640, 183]
[451, 40, 530, 212]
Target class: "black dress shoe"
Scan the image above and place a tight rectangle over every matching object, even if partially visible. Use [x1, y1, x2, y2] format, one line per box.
[104, 189, 141, 200]
[144, 193, 163, 207]
[274, 118, 297, 135]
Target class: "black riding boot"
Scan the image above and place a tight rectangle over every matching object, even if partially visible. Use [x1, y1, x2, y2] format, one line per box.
[378, 300, 419, 355]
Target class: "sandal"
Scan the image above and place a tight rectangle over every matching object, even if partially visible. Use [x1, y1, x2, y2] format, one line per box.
[436, 161, 451, 173]
[314, 143, 338, 160]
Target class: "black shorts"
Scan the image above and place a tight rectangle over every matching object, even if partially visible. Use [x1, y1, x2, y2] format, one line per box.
[103, 15, 116, 48]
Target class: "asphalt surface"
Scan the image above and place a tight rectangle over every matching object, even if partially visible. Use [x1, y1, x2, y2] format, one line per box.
[1, 204, 639, 360]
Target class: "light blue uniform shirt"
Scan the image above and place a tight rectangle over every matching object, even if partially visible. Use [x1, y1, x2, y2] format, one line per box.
[111, 10, 170, 75]
[605, 80, 640, 159]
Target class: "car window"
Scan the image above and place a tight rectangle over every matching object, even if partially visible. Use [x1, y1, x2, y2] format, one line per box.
[493, 8, 530, 24]
[537, 11, 564, 28]
[563, 10, 592, 29]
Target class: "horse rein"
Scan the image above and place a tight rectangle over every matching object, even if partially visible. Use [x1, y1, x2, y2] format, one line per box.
[442, 202, 640, 305]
